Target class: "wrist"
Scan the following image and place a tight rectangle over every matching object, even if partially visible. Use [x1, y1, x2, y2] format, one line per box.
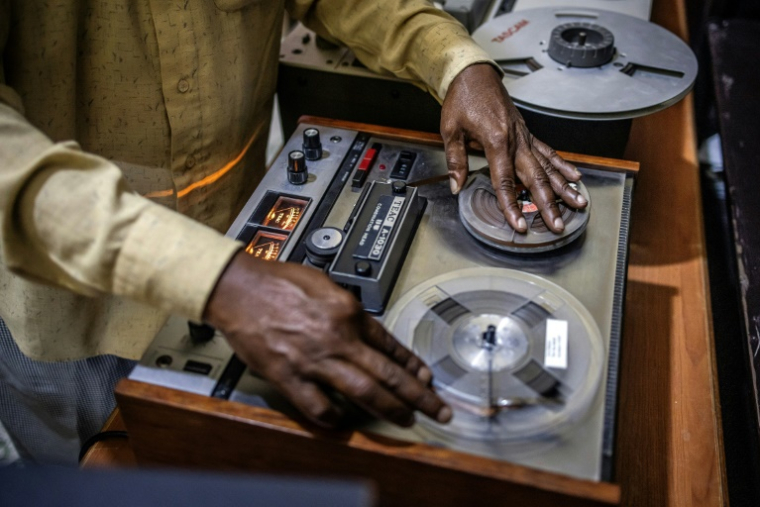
[203, 250, 261, 329]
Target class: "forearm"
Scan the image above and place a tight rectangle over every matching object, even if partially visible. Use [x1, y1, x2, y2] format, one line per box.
[0, 101, 241, 321]
[285, 0, 495, 100]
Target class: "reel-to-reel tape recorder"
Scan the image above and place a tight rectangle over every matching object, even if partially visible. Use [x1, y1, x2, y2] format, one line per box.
[122, 117, 637, 499]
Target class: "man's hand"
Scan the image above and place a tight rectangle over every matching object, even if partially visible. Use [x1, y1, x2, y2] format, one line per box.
[203, 251, 452, 429]
[441, 64, 588, 233]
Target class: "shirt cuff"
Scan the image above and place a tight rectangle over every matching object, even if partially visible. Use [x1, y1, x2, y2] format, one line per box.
[419, 25, 503, 100]
[113, 204, 243, 322]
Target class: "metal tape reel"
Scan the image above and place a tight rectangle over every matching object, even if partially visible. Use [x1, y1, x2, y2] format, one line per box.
[458, 172, 590, 253]
[472, 7, 698, 120]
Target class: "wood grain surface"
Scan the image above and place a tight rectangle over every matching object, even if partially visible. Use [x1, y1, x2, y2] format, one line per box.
[116, 379, 620, 507]
[614, 0, 726, 505]
[79, 411, 136, 469]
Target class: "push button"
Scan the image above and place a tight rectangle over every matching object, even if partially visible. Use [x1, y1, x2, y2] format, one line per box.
[355, 261, 372, 276]
[391, 151, 417, 180]
[351, 143, 382, 189]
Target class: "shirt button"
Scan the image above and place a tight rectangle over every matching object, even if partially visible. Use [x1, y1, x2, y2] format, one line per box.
[177, 79, 190, 93]
[185, 155, 196, 168]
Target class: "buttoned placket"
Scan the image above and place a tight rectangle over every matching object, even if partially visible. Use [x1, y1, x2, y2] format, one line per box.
[148, 0, 203, 215]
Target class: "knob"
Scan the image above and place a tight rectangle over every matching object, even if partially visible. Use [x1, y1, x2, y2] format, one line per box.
[287, 150, 308, 185]
[302, 128, 323, 161]
[391, 181, 407, 194]
[305, 227, 344, 268]
[188, 321, 215, 345]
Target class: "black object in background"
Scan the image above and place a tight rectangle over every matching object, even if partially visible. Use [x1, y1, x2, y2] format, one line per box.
[0, 465, 374, 507]
[697, 12, 760, 507]
[276, 66, 631, 159]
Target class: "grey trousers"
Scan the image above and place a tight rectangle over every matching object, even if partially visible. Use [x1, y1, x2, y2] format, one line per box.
[0, 316, 135, 465]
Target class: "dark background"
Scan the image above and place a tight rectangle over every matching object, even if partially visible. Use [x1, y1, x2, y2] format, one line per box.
[689, 1, 760, 506]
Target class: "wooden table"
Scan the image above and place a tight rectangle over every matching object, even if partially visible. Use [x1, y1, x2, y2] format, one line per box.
[80, 411, 136, 469]
[83, 0, 726, 505]
[614, 0, 725, 504]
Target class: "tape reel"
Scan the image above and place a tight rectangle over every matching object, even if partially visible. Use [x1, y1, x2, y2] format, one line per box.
[473, 7, 698, 120]
[458, 172, 590, 253]
[385, 268, 604, 443]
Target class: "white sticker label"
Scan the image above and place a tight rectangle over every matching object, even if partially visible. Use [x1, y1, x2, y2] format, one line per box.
[544, 319, 568, 369]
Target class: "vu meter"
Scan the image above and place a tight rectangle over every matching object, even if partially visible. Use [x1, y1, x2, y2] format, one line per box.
[240, 194, 310, 262]
[262, 196, 308, 231]
[245, 231, 288, 261]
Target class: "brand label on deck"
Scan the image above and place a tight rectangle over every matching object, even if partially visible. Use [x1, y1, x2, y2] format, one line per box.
[354, 195, 406, 261]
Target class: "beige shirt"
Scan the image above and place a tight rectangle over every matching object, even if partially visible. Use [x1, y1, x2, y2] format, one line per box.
[0, 0, 493, 361]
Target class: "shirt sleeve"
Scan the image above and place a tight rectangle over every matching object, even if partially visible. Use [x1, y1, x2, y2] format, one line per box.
[0, 96, 242, 324]
[285, 0, 497, 101]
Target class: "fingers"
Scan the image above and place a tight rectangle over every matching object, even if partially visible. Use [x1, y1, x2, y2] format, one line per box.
[361, 313, 432, 385]
[532, 149, 588, 210]
[275, 376, 345, 429]
[312, 357, 450, 427]
[353, 344, 450, 423]
[484, 140, 527, 233]
[442, 128, 469, 195]
[516, 148, 565, 233]
[531, 136, 581, 182]
[467, 139, 484, 151]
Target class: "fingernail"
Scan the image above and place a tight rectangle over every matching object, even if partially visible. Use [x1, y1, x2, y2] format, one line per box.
[417, 367, 432, 385]
[576, 194, 587, 205]
[574, 168, 582, 178]
[437, 406, 453, 423]
[554, 217, 565, 231]
[450, 178, 460, 195]
[517, 217, 527, 231]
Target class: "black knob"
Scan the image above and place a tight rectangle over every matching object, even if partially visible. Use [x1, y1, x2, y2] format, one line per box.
[188, 321, 215, 345]
[305, 227, 344, 268]
[287, 150, 308, 185]
[355, 261, 372, 277]
[391, 181, 407, 194]
[302, 128, 323, 161]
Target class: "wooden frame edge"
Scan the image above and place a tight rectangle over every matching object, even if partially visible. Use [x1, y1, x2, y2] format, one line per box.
[117, 378, 621, 505]
[297, 115, 640, 175]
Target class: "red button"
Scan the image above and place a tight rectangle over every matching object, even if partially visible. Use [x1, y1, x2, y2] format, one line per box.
[358, 148, 377, 171]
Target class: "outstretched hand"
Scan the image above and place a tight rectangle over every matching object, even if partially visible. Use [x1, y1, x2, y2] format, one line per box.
[204, 251, 452, 429]
[440, 63, 588, 233]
